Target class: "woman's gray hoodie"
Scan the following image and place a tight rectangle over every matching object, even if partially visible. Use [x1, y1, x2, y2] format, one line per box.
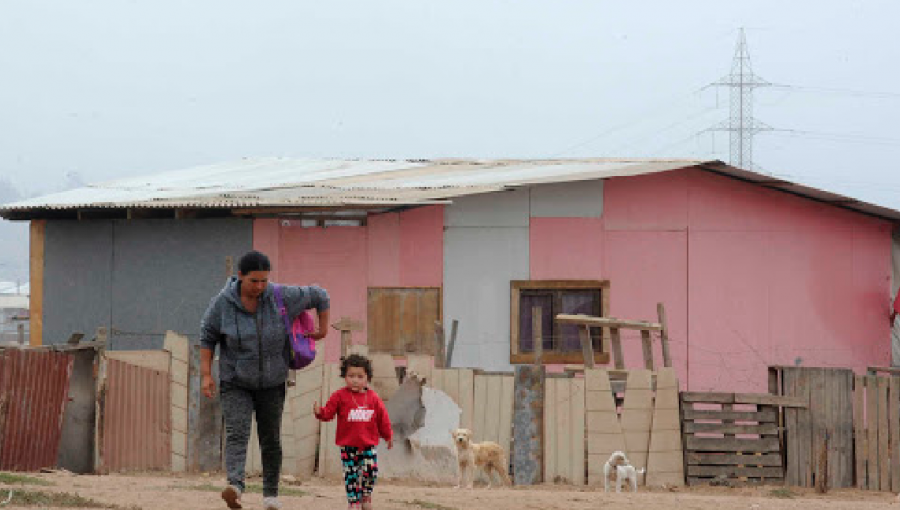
[200, 277, 330, 389]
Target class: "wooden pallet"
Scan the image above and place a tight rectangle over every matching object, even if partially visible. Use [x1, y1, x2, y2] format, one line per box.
[681, 392, 791, 486]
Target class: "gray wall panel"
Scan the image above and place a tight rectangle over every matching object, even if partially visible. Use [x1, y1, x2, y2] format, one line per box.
[529, 180, 603, 218]
[443, 227, 529, 372]
[43, 221, 113, 345]
[110, 218, 252, 350]
[445, 189, 530, 227]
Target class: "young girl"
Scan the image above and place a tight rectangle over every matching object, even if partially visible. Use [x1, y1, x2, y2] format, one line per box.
[314, 354, 393, 510]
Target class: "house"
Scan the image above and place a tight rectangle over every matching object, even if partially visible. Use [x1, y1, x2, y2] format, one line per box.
[3, 157, 898, 392]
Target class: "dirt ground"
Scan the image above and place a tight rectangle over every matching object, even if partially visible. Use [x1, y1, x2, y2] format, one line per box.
[2, 472, 900, 510]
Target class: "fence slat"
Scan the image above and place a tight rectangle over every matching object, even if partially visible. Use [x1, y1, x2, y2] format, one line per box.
[866, 375, 879, 491]
[854, 375, 866, 489]
[878, 376, 890, 491]
[891, 376, 900, 493]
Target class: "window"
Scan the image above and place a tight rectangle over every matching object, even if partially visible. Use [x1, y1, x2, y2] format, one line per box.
[510, 280, 610, 364]
[367, 287, 441, 355]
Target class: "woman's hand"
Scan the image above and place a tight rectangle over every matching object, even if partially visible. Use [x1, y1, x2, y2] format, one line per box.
[308, 329, 327, 341]
[313, 401, 322, 415]
[387, 438, 394, 450]
[202, 374, 216, 398]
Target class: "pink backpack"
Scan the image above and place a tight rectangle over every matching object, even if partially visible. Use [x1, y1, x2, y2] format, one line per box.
[273, 285, 317, 370]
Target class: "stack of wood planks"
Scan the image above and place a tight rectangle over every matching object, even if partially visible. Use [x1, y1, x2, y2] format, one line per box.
[681, 391, 806, 486]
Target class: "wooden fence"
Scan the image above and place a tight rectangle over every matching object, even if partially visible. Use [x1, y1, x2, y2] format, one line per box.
[854, 372, 900, 492]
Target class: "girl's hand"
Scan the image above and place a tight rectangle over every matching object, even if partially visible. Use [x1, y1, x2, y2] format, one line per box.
[308, 329, 327, 341]
[387, 438, 394, 450]
[313, 401, 322, 415]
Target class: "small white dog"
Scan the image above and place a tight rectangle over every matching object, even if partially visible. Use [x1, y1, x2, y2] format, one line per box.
[603, 451, 645, 493]
[450, 428, 511, 489]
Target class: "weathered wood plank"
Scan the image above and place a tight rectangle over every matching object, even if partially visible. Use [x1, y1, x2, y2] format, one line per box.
[866, 375, 879, 491]
[685, 436, 781, 453]
[734, 393, 808, 408]
[657, 303, 672, 368]
[683, 408, 778, 423]
[579, 326, 594, 369]
[891, 376, 900, 493]
[687, 466, 784, 478]
[609, 328, 624, 370]
[878, 376, 890, 491]
[555, 314, 663, 331]
[687, 452, 782, 466]
[570, 377, 586, 486]
[683, 422, 779, 436]
[640, 329, 654, 371]
[681, 392, 735, 404]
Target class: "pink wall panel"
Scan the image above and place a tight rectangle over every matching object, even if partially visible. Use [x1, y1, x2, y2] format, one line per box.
[602, 170, 689, 231]
[398, 205, 443, 287]
[687, 231, 772, 393]
[529, 218, 604, 280]
[256, 223, 369, 362]
[604, 231, 688, 382]
[367, 213, 401, 287]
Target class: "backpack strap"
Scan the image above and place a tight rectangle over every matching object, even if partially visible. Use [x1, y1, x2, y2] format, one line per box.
[272, 284, 292, 335]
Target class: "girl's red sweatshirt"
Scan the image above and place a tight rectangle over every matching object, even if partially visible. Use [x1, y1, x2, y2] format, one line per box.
[314, 387, 393, 448]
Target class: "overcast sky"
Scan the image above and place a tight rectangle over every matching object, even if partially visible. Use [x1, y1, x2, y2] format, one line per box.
[0, 0, 898, 282]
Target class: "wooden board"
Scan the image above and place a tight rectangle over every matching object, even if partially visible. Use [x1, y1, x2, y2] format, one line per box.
[106, 351, 171, 374]
[866, 375, 879, 490]
[472, 373, 513, 484]
[29, 220, 45, 346]
[406, 354, 434, 387]
[683, 408, 778, 422]
[646, 367, 683, 487]
[367, 288, 441, 355]
[317, 364, 345, 478]
[854, 375, 866, 489]
[431, 368, 475, 430]
[289, 360, 323, 479]
[891, 376, 900, 493]
[687, 466, 784, 478]
[370, 353, 399, 402]
[687, 453, 782, 466]
[620, 370, 652, 483]
[584, 369, 626, 485]
[683, 422, 779, 435]
[878, 376, 890, 491]
[543, 377, 586, 485]
[685, 436, 781, 453]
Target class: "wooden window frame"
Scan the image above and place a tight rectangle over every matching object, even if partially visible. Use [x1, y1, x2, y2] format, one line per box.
[509, 280, 611, 365]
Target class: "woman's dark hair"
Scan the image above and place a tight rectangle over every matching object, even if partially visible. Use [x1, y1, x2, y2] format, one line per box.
[238, 251, 271, 275]
[340, 354, 373, 380]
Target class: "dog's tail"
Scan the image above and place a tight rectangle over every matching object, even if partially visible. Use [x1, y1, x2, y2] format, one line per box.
[636, 468, 646, 474]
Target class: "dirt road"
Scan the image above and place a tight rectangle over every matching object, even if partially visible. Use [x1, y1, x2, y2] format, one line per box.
[1, 472, 898, 510]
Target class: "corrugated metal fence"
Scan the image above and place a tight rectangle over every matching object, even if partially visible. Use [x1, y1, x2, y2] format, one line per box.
[0, 349, 73, 471]
[99, 359, 171, 472]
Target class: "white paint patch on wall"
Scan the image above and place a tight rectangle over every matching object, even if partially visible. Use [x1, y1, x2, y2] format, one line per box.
[529, 179, 604, 218]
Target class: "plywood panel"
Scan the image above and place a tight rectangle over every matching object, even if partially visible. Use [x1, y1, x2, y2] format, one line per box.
[406, 354, 434, 387]
[621, 370, 653, 480]
[290, 362, 323, 479]
[368, 289, 440, 355]
[318, 364, 345, 478]
[584, 369, 625, 485]
[370, 353, 399, 402]
[646, 368, 683, 487]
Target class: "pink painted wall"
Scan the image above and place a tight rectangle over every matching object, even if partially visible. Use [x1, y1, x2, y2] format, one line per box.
[254, 206, 443, 362]
[531, 169, 892, 391]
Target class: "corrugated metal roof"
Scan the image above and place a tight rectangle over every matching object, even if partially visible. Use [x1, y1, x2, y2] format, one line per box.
[2, 157, 898, 222]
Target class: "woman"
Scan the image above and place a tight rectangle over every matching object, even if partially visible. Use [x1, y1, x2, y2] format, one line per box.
[200, 250, 330, 510]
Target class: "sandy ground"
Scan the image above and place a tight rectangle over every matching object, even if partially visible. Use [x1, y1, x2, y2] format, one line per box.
[2, 472, 899, 510]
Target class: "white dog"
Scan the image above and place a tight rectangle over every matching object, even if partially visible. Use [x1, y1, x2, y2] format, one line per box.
[450, 428, 511, 489]
[603, 451, 645, 493]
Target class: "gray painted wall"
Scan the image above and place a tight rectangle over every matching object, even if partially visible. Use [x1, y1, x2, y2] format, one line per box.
[43, 218, 252, 349]
[44, 221, 113, 345]
[443, 190, 530, 371]
[442, 180, 604, 371]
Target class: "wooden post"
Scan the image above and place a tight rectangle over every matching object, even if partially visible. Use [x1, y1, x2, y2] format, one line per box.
[610, 327, 624, 370]
[657, 302, 672, 368]
[433, 321, 446, 368]
[331, 317, 364, 357]
[641, 329, 654, 371]
[29, 220, 45, 347]
[579, 325, 595, 368]
[532, 306, 542, 367]
[445, 319, 459, 368]
[225, 256, 234, 279]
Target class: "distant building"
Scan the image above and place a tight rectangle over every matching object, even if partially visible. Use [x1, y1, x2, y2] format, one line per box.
[2, 158, 898, 391]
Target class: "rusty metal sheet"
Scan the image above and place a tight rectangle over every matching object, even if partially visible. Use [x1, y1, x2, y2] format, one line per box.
[101, 359, 170, 472]
[0, 349, 74, 471]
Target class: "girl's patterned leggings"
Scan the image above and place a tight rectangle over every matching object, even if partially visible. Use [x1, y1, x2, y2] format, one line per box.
[340, 446, 378, 504]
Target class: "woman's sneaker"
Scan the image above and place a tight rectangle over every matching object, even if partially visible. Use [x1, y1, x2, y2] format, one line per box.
[221, 486, 242, 509]
[263, 497, 282, 510]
